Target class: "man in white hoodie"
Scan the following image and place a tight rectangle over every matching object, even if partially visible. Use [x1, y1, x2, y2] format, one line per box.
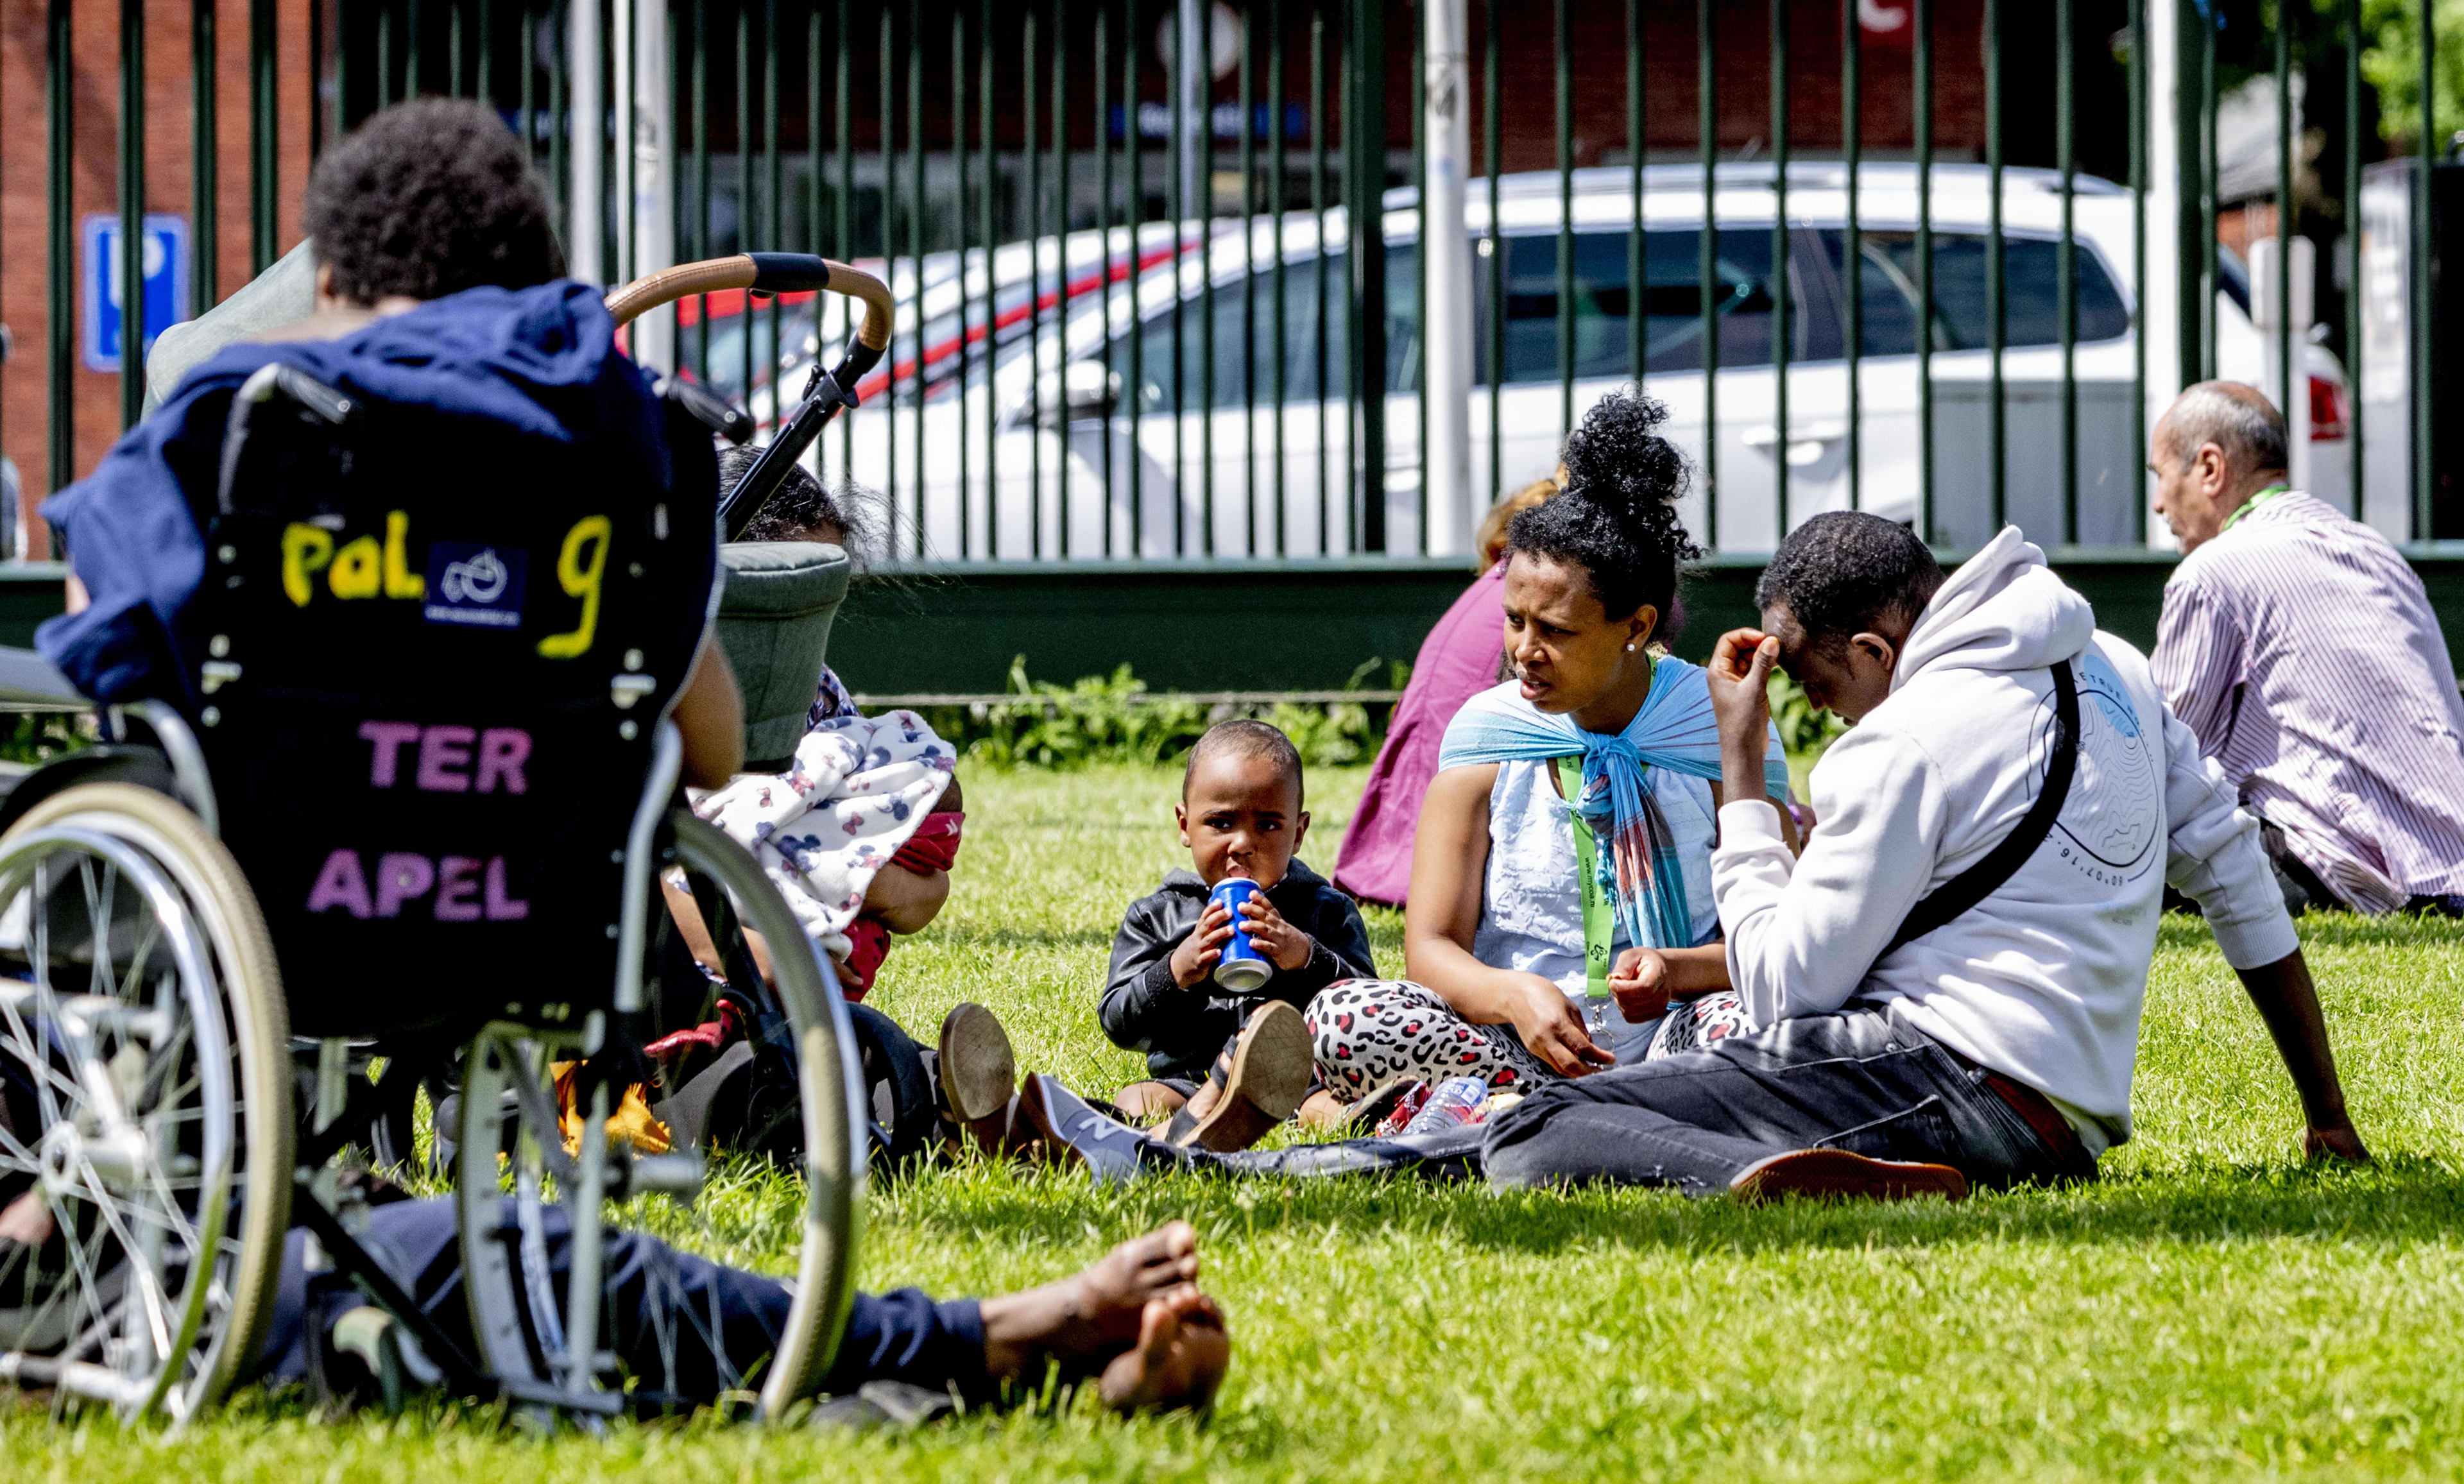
[1482, 513, 2368, 1198]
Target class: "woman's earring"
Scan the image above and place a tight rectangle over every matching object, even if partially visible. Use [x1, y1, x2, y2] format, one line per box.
[1625, 642, 1637, 652]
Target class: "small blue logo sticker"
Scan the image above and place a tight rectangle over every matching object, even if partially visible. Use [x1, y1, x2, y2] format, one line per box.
[424, 542, 527, 629]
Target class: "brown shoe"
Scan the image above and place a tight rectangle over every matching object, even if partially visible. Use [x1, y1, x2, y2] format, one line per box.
[937, 1002, 1017, 1153]
[1729, 1148, 1971, 1204]
[1176, 1001, 1312, 1153]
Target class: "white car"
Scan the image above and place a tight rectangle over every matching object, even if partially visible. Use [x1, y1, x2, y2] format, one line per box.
[724, 162, 2347, 560]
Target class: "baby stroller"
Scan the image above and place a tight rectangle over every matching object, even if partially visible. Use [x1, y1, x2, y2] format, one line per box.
[0, 254, 891, 1425]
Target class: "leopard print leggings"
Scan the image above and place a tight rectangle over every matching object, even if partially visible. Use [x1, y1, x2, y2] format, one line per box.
[1303, 979, 1761, 1100]
[1303, 980, 1555, 1097]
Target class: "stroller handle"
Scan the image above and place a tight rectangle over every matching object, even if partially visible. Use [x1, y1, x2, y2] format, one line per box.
[604, 253, 894, 385]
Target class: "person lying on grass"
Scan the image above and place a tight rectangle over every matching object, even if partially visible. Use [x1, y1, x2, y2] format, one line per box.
[0, 1190, 1228, 1419]
[1099, 719, 1380, 1150]
[1015, 513, 2370, 1198]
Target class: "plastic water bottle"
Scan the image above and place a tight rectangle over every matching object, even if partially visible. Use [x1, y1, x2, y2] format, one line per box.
[1401, 1076, 1492, 1134]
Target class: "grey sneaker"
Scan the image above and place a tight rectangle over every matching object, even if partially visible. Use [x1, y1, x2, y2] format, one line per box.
[1016, 1074, 1189, 1185]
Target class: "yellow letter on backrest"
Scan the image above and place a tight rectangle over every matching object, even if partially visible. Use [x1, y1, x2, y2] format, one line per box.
[329, 535, 383, 599]
[280, 525, 334, 608]
[536, 515, 612, 659]
[383, 510, 425, 599]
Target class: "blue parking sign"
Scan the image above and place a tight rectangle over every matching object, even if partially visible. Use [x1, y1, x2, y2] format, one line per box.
[83, 214, 190, 374]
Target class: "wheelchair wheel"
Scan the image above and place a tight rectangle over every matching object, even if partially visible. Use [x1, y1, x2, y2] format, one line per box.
[452, 808, 860, 1421]
[0, 783, 291, 1422]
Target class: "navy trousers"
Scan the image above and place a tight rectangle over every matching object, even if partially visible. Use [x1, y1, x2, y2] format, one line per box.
[252, 1197, 987, 1403]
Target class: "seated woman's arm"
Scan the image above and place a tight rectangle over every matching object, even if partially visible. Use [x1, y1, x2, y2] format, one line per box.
[1402, 765, 1615, 1077]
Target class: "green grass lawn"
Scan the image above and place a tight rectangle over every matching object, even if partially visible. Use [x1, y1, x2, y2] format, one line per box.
[15, 762, 2464, 1481]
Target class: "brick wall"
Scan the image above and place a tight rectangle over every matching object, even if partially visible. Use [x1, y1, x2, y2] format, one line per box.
[0, 0, 313, 548]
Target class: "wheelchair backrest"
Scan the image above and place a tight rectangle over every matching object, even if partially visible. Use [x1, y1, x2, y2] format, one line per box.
[191, 364, 718, 1039]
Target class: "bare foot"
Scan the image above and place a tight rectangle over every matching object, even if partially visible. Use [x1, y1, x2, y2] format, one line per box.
[977, 1220, 1227, 1406]
[0, 1190, 52, 1245]
[1111, 1081, 1190, 1127]
[1097, 1286, 1230, 1413]
[1295, 1089, 1348, 1130]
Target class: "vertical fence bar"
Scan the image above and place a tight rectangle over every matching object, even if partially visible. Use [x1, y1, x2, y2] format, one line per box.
[1411, 0, 1425, 552]
[2343, 0, 2361, 516]
[2417, 0, 2436, 539]
[1771, 0, 1789, 540]
[1348, 0, 1387, 552]
[1124, 0, 1142, 555]
[2059, 0, 2077, 544]
[379, 1, 393, 111]
[550, 1, 569, 245]
[311, 0, 326, 159]
[692, 0, 708, 382]
[1056, 0, 1073, 557]
[1243, 0, 1260, 554]
[1201, 0, 1217, 557]
[1027, 1, 1044, 558]
[121, 0, 147, 429]
[1985, 0, 2003, 533]
[737, 1, 755, 413]
[1313, 4, 1329, 554]
[836, 0, 853, 477]
[765, 0, 780, 435]
[1484, 0, 1500, 508]
[449, 0, 463, 93]
[906, 4, 923, 547]
[1698, 0, 1717, 545]
[1170, 0, 1188, 554]
[953, 2, 970, 548]
[869, 0, 889, 537]
[1629, 0, 1644, 390]
[2200, 10, 2217, 380]
[409, 0, 424, 96]
[48, 0, 73, 495]
[1096, 0, 1113, 554]
[980, 0, 996, 558]
[518, 2, 533, 174]
[1554, 0, 1573, 445]
[1915, 0, 1933, 543]
[2130, 0, 2146, 531]
[1843, 0, 1860, 511]
[477, 0, 492, 123]
[253, 0, 278, 273]
[2274, 0, 2292, 426]
[195, 0, 219, 312]
[1271, 0, 1288, 555]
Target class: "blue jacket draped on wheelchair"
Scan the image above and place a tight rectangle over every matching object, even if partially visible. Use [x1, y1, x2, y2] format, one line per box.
[44, 282, 713, 1038]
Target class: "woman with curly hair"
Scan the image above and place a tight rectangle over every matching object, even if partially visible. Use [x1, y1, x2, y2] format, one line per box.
[1303, 390, 1797, 1109]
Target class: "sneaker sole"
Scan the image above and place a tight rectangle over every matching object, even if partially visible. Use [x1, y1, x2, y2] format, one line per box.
[1730, 1147, 1971, 1205]
[937, 1002, 1017, 1125]
[1184, 1001, 1312, 1153]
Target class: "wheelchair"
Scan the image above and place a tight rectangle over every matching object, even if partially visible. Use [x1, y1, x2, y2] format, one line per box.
[0, 253, 896, 1425]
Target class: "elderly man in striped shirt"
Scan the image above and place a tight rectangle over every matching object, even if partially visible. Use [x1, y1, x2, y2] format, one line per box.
[2150, 380, 2464, 917]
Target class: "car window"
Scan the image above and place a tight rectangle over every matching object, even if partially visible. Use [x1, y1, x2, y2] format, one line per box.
[1473, 228, 1836, 383]
[1833, 230, 2132, 353]
[1107, 242, 1421, 413]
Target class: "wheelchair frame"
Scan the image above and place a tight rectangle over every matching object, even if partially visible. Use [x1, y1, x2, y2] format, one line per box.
[0, 254, 896, 1428]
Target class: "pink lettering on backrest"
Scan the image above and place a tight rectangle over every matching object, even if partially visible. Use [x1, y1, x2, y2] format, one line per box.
[484, 857, 530, 921]
[416, 726, 475, 792]
[434, 857, 484, 921]
[306, 849, 372, 917]
[374, 853, 436, 917]
[358, 722, 422, 789]
[475, 728, 532, 795]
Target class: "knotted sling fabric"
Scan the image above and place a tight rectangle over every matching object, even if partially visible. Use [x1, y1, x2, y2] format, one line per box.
[1438, 658, 1790, 951]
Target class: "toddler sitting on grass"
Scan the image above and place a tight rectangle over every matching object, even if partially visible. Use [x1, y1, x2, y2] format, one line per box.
[1099, 720, 1378, 1150]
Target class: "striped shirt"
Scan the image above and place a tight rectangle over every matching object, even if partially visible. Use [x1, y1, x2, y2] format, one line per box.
[2152, 491, 2464, 913]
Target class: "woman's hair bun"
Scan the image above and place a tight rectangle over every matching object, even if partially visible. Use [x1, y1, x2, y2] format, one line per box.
[1505, 388, 1702, 622]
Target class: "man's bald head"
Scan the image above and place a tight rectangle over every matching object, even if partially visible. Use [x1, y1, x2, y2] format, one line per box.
[2155, 380, 2289, 479]
[2150, 380, 2292, 554]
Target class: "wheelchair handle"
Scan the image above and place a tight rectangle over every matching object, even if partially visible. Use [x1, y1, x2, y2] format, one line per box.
[603, 253, 894, 387]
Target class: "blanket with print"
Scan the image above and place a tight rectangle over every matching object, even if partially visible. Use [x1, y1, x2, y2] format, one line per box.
[692, 709, 957, 962]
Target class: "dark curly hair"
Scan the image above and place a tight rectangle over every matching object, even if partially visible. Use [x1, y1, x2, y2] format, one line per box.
[1754, 511, 1944, 654]
[303, 98, 565, 305]
[1505, 389, 1700, 622]
[718, 443, 877, 558]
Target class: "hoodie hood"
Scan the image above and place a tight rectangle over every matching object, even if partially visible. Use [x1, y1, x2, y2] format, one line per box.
[1890, 525, 2096, 693]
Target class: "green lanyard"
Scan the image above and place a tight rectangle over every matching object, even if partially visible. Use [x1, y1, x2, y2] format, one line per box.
[1555, 755, 1614, 1010]
[2218, 482, 2291, 535]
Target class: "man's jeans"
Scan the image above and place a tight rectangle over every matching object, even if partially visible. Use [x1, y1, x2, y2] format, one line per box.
[1481, 1004, 2094, 1193]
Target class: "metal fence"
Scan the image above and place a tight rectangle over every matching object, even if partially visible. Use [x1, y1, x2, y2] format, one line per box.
[6, 0, 2458, 563]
